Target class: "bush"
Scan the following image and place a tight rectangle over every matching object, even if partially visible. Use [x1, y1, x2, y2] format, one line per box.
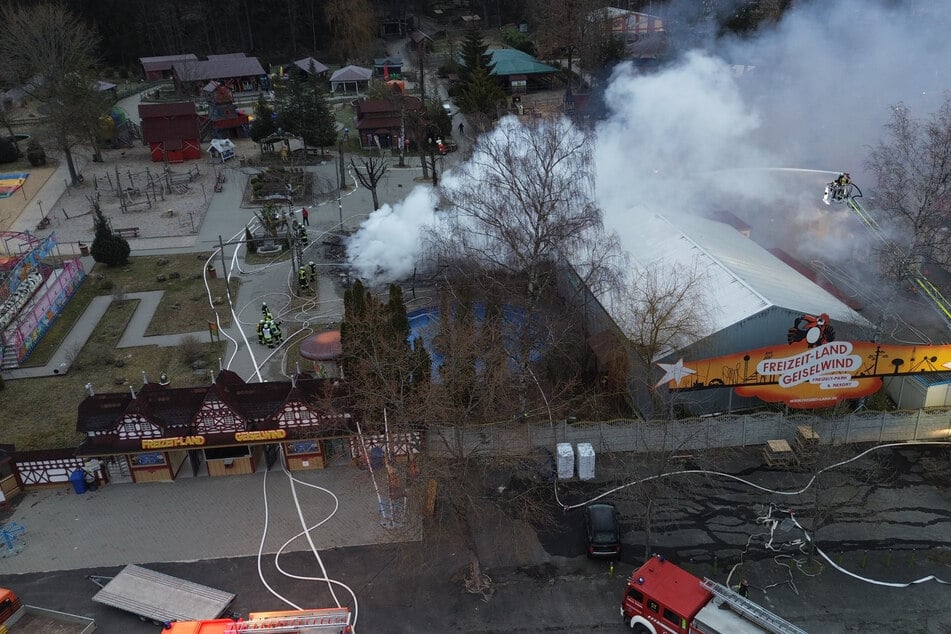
[91, 234, 131, 266]
[26, 140, 46, 167]
[85, 343, 116, 366]
[178, 334, 204, 365]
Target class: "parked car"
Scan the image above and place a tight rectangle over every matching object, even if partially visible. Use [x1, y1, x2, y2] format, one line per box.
[584, 502, 621, 558]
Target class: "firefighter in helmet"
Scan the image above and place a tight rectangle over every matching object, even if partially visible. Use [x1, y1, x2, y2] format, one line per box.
[257, 319, 265, 344]
[298, 266, 309, 292]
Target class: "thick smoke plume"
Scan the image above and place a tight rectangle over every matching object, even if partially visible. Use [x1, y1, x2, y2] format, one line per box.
[349, 0, 950, 284]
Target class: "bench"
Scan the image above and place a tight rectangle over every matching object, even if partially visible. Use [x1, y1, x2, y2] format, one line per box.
[114, 226, 140, 238]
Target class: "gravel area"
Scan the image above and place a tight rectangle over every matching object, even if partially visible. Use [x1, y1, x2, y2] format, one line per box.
[27, 139, 257, 245]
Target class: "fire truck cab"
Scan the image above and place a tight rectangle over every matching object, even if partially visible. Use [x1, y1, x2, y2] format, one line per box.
[620, 555, 808, 634]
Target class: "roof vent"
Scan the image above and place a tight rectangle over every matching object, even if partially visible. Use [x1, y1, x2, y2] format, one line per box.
[141, 370, 149, 385]
[129, 385, 137, 399]
[85, 383, 95, 397]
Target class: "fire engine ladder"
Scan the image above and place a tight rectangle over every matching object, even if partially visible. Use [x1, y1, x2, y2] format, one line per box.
[223, 615, 350, 633]
[700, 578, 808, 634]
[846, 196, 951, 327]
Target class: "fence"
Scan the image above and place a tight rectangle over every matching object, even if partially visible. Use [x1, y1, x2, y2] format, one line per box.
[426, 408, 951, 458]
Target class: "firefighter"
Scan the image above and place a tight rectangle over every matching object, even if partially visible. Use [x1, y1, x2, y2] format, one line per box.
[297, 224, 309, 246]
[262, 322, 274, 348]
[261, 302, 272, 321]
[298, 266, 309, 292]
[308, 261, 317, 284]
[270, 319, 283, 343]
[257, 319, 265, 344]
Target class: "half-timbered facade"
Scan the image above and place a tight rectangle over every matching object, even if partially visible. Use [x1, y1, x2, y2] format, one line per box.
[76, 371, 358, 483]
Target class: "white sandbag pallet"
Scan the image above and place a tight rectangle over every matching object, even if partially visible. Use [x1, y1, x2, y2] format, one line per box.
[556, 443, 575, 480]
[576, 442, 595, 481]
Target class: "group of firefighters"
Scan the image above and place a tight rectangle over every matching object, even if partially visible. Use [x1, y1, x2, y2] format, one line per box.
[257, 302, 284, 348]
[297, 261, 318, 293]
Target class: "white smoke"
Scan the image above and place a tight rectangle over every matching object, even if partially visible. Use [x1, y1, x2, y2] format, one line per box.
[346, 0, 950, 283]
[346, 185, 439, 284]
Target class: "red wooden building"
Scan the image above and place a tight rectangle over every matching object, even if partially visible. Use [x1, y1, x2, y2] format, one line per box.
[138, 102, 201, 163]
[354, 96, 425, 150]
[139, 54, 198, 81]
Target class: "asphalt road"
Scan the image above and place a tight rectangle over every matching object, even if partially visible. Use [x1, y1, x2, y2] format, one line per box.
[3, 444, 950, 633]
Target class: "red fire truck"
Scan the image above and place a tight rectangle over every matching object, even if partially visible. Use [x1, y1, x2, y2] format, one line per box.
[620, 555, 808, 634]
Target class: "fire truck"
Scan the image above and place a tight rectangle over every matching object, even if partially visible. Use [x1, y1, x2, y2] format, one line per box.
[621, 555, 808, 634]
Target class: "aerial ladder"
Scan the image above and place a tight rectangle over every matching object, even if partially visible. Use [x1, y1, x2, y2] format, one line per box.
[823, 174, 951, 328]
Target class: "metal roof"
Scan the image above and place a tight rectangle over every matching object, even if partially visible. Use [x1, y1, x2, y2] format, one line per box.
[139, 54, 198, 73]
[486, 49, 558, 76]
[171, 57, 265, 82]
[605, 211, 872, 337]
[330, 65, 373, 82]
[293, 57, 329, 74]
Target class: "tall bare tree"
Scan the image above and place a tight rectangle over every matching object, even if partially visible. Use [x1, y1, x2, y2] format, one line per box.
[436, 116, 617, 304]
[0, 3, 102, 186]
[530, 0, 602, 88]
[612, 260, 711, 417]
[324, 0, 376, 61]
[866, 96, 951, 278]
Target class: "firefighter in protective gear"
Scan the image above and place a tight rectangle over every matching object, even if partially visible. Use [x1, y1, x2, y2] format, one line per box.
[309, 261, 317, 283]
[262, 322, 274, 348]
[257, 319, 265, 344]
[297, 224, 309, 246]
[262, 302, 272, 321]
[298, 266, 309, 292]
[270, 319, 283, 343]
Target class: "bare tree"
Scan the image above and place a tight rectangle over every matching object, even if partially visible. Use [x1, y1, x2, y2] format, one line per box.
[0, 3, 102, 186]
[436, 116, 615, 304]
[530, 0, 602, 88]
[324, 0, 376, 62]
[350, 156, 388, 211]
[866, 96, 951, 277]
[611, 260, 711, 418]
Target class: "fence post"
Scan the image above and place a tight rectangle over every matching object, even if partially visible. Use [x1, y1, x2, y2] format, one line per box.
[913, 409, 921, 440]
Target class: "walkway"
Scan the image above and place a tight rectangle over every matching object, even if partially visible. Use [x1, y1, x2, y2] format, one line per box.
[5, 291, 207, 380]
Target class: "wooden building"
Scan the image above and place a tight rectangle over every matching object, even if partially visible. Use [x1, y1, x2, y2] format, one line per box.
[172, 56, 267, 96]
[138, 102, 201, 163]
[353, 96, 425, 150]
[76, 371, 358, 483]
[140, 54, 198, 81]
[330, 65, 373, 94]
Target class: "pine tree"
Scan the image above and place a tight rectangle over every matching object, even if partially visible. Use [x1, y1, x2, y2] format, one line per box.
[459, 27, 495, 83]
[250, 96, 277, 142]
[459, 64, 506, 122]
[89, 201, 130, 266]
[386, 284, 410, 344]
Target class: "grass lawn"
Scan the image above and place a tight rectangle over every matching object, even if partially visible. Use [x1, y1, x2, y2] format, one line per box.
[3, 337, 227, 450]
[23, 253, 237, 366]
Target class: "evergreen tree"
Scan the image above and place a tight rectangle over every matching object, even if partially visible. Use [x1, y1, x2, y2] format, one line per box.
[89, 201, 130, 266]
[250, 96, 277, 142]
[458, 64, 506, 122]
[459, 27, 495, 83]
[410, 336, 432, 390]
[386, 284, 410, 344]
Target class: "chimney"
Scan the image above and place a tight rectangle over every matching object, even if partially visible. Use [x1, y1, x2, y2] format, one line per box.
[84, 383, 94, 397]
[210, 369, 216, 384]
[218, 357, 223, 371]
[141, 370, 148, 385]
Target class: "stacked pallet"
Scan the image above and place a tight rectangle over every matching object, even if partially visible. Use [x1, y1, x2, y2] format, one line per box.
[794, 426, 820, 461]
[763, 439, 797, 468]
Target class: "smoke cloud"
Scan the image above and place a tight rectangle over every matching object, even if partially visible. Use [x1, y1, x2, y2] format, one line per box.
[348, 0, 950, 285]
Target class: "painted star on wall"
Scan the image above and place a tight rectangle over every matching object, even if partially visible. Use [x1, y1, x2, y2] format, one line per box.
[655, 358, 696, 388]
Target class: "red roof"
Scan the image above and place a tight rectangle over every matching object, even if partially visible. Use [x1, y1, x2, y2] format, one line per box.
[138, 102, 200, 144]
[629, 556, 710, 620]
[355, 96, 423, 116]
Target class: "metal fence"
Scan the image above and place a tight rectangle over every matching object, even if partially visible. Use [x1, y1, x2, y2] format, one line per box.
[426, 408, 951, 458]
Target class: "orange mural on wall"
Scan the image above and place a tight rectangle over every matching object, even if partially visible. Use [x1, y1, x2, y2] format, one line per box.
[656, 313, 951, 409]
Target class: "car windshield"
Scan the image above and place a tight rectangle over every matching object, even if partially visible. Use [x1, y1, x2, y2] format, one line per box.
[593, 530, 616, 543]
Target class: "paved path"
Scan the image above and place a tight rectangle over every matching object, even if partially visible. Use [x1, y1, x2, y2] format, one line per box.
[5, 291, 207, 379]
[0, 466, 419, 574]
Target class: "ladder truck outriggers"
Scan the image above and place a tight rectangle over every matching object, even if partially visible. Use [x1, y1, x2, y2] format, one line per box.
[621, 555, 807, 634]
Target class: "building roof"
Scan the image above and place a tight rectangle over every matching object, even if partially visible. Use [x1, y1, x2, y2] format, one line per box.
[293, 57, 329, 74]
[374, 57, 403, 67]
[354, 96, 422, 115]
[172, 57, 265, 82]
[76, 373, 356, 455]
[486, 49, 558, 77]
[138, 102, 200, 143]
[207, 53, 247, 60]
[604, 211, 873, 339]
[408, 30, 432, 44]
[330, 65, 373, 82]
[140, 54, 198, 73]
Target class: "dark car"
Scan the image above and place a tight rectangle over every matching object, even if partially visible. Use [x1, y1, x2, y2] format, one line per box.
[584, 502, 621, 558]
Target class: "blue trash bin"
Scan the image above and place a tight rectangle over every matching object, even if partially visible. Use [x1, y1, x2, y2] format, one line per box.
[69, 469, 87, 494]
